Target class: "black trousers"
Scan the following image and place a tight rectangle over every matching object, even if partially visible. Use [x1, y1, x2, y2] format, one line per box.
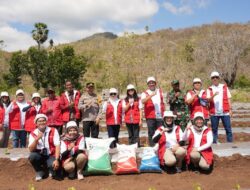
[82, 121, 99, 138]
[146, 119, 163, 147]
[126, 123, 140, 147]
[107, 125, 120, 148]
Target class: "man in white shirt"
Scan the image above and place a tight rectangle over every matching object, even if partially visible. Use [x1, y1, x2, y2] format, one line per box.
[207, 71, 233, 144]
[141, 77, 165, 146]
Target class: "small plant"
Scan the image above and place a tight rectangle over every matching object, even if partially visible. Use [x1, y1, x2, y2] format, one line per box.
[68, 187, 76, 190]
[235, 184, 241, 190]
[193, 183, 202, 190]
[148, 188, 156, 190]
[28, 184, 35, 190]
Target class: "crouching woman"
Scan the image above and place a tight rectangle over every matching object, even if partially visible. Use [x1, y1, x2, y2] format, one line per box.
[152, 111, 186, 173]
[28, 114, 60, 181]
[183, 112, 213, 172]
[61, 121, 87, 180]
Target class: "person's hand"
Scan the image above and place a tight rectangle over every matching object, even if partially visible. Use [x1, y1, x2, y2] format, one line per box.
[31, 102, 35, 107]
[229, 110, 233, 117]
[0, 124, 3, 130]
[139, 119, 143, 127]
[171, 144, 180, 152]
[46, 108, 53, 114]
[151, 91, 157, 97]
[192, 147, 198, 152]
[214, 92, 219, 96]
[69, 102, 75, 108]
[129, 98, 134, 105]
[36, 132, 44, 140]
[53, 159, 60, 170]
[175, 92, 180, 98]
[95, 118, 100, 125]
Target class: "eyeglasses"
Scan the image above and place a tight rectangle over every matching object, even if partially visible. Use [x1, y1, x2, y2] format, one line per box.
[193, 82, 201, 84]
[110, 93, 117, 96]
[211, 76, 219, 79]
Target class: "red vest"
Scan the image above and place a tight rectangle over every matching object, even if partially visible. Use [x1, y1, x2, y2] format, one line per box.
[0, 106, 5, 125]
[25, 106, 42, 132]
[124, 99, 140, 124]
[30, 127, 56, 156]
[41, 97, 63, 126]
[158, 126, 180, 166]
[106, 100, 122, 125]
[208, 85, 230, 115]
[187, 90, 209, 119]
[9, 102, 29, 130]
[186, 128, 213, 165]
[60, 90, 81, 122]
[61, 136, 84, 163]
[144, 89, 165, 119]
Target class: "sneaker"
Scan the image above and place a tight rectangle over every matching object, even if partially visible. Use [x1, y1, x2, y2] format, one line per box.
[49, 171, 53, 178]
[176, 167, 182, 173]
[35, 171, 44, 181]
[77, 172, 84, 180]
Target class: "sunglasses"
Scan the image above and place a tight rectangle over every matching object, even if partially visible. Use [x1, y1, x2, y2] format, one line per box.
[211, 76, 219, 79]
[37, 119, 46, 123]
[193, 82, 201, 84]
[110, 93, 117, 96]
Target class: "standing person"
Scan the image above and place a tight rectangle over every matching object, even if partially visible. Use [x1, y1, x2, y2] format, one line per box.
[185, 78, 209, 125]
[183, 112, 213, 172]
[78, 82, 101, 138]
[61, 121, 87, 180]
[167, 80, 189, 131]
[123, 84, 142, 146]
[102, 88, 122, 147]
[60, 81, 81, 126]
[141, 76, 165, 147]
[0, 92, 11, 148]
[41, 87, 64, 135]
[207, 71, 233, 144]
[152, 111, 186, 173]
[23, 93, 42, 133]
[8, 89, 29, 148]
[28, 114, 60, 181]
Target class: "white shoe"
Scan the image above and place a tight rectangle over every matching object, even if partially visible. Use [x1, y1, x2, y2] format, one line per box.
[77, 172, 84, 180]
[35, 171, 44, 181]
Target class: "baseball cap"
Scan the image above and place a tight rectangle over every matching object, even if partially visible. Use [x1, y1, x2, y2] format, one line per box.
[193, 78, 202, 83]
[210, 71, 220, 78]
[147, 76, 156, 83]
[0, 91, 9, 97]
[16, 89, 24, 96]
[171, 80, 179, 85]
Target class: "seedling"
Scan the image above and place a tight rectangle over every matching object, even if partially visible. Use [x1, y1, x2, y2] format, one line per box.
[148, 188, 156, 190]
[28, 184, 35, 190]
[193, 183, 202, 190]
[235, 183, 241, 190]
[68, 187, 76, 190]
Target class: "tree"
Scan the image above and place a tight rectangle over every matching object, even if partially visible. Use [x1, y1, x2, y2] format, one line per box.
[196, 28, 249, 87]
[31, 22, 49, 50]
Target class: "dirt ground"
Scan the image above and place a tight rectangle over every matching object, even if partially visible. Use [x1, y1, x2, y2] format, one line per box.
[0, 155, 250, 190]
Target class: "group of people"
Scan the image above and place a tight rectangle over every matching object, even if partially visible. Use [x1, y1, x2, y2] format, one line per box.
[0, 71, 233, 180]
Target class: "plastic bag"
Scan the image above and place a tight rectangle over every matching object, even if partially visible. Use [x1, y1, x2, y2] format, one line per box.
[115, 143, 139, 174]
[85, 137, 114, 175]
[139, 147, 162, 173]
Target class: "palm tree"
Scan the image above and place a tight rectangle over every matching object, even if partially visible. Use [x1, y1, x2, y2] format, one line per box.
[31, 23, 49, 50]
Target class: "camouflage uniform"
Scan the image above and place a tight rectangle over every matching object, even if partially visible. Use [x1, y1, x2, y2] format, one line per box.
[167, 89, 189, 131]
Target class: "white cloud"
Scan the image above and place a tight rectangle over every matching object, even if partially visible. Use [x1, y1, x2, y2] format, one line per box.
[0, 0, 159, 51]
[163, 0, 209, 15]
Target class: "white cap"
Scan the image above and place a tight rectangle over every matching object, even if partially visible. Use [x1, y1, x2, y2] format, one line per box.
[16, 89, 24, 96]
[32, 92, 41, 99]
[34, 114, 48, 124]
[147, 76, 156, 83]
[163, 111, 176, 118]
[210, 71, 220, 78]
[127, 84, 135, 90]
[193, 78, 202, 84]
[66, 121, 78, 129]
[109, 88, 118, 94]
[0, 91, 9, 97]
[194, 112, 204, 120]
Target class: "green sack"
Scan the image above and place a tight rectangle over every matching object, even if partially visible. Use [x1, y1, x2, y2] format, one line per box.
[84, 138, 115, 175]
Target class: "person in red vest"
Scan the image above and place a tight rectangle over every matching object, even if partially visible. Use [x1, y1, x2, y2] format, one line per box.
[185, 78, 209, 125]
[8, 89, 29, 148]
[61, 121, 87, 180]
[41, 87, 64, 135]
[28, 114, 60, 181]
[141, 76, 165, 146]
[122, 84, 142, 146]
[102, 88, 122, 147]
[0, 91, 11, 148]
[183, 112, 213, 172]
[152, 111, 186, 173]
[207, 71, 233, 144]
[60, 81, 81, 126]
[23, 92, 42, 133]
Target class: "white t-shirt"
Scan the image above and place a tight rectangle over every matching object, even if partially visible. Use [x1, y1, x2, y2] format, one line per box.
[60, 136, 85, 155]
[140, 89, 163, 119]
[164, 125, 184, 149]
[207, 84, 231, 115]
[28, 127, 60, 155]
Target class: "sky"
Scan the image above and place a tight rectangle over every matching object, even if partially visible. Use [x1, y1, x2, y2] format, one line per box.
[0, 0, 249, 52]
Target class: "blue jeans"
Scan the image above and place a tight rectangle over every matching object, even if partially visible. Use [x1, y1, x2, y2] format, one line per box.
[210, 115, 233, 143]
[11, 130, 27, 148]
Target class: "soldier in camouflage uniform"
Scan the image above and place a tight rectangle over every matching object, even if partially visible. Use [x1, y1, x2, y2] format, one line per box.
[167, 80, 189, 131]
